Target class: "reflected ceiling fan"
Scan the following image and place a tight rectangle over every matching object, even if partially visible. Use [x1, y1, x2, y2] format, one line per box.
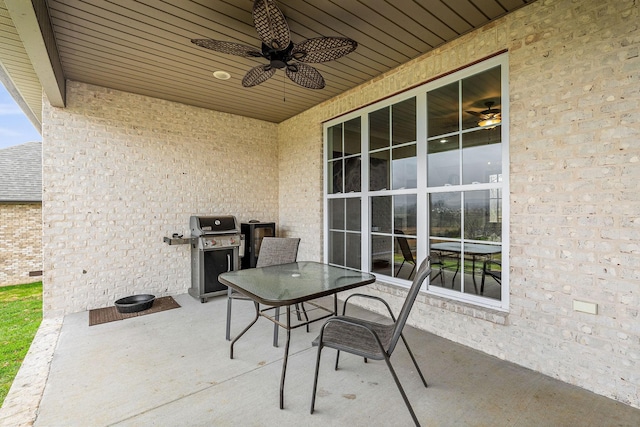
[191, 0, 357, 89]
[466, 101, 502, 128]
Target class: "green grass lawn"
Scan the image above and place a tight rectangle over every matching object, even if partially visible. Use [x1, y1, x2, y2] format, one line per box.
[0, 281, 42, 406]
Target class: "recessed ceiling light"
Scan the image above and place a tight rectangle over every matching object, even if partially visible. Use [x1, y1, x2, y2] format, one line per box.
[213, 71, 231, 80]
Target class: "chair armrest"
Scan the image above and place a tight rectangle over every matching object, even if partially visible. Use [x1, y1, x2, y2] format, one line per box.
[342, 293, 396, 321]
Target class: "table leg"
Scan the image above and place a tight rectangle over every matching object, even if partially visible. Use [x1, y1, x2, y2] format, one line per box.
[279, 305, 291, 409]
[230, 301, 260, 359]
[471, 255, 479, 294]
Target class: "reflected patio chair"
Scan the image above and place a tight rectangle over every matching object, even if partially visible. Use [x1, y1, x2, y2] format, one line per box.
[428, 250, 446, 286]
[481, 259, 501, 295]
[310, 257, 432, 427]
[395, 230, 416, 279]
[225, 237, 301, 346]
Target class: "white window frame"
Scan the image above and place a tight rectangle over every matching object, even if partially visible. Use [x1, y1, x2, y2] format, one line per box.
[324, 53, 509, 311]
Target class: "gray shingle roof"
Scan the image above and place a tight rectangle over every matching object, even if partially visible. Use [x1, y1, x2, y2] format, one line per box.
[0, 142, 42, 202]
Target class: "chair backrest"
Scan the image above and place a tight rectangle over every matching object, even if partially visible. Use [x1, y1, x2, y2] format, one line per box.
[387, 257, 431, 355]
[395, 230, 415, 263]
[255, 237, 300, 268]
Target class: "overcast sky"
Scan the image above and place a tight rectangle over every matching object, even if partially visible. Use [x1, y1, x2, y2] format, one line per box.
[0, 83, 41, 150]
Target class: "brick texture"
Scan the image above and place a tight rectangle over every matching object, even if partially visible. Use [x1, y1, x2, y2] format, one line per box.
[42, 82, 278, 316]
[0, 203, 42, 286]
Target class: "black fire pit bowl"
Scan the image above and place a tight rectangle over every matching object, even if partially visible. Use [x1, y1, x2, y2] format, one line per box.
[114, 294, 156, 314]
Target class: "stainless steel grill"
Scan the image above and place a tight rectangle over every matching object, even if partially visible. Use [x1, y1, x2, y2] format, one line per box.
[189, 215, 241, 302]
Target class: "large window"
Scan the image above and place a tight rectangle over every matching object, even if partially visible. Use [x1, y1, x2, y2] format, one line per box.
[324, 55, 508, 310]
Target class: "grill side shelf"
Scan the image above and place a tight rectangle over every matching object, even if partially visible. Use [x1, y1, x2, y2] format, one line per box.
[163, 236, 195, 245]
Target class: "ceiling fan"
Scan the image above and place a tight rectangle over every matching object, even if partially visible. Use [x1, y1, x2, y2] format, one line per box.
[466, 101, 501, 128]
[191, 0, 357, 90]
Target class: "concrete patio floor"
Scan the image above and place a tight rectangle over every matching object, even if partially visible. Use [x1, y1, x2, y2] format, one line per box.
[2, 293, 640, 426]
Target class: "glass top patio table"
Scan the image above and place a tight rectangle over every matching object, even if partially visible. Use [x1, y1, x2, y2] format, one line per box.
[218, 261, 376, 409]
[219, 261, 377, 306]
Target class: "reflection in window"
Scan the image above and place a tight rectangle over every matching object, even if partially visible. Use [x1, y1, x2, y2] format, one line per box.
[429, 193, 461, 239]
[428, 136, 460, 187]
[427, 82, 459, 138]
[325, 56, 507, 307]
[328, 197, 361, 269]
[392, 145, 417, 189]
[371, 195, 417, 280]
[462, 128, 501, 185]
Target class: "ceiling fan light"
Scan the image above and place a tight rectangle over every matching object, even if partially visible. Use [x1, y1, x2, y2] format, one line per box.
[478, 117, 501, 128]
[213, 71, 231, 80]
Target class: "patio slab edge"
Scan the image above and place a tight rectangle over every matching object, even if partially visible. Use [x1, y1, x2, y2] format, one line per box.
[0, 316, 63, 427]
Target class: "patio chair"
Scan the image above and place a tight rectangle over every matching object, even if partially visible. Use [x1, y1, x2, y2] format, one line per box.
[225, 237, 301, 346]
[395, 230, 416, 279]
[310, 257, 432, 427]
[481, 259, 501, 295]
[428, 250, 446, 286]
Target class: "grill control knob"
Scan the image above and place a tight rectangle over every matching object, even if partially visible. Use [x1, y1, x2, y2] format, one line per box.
[211, 239, 216, 246]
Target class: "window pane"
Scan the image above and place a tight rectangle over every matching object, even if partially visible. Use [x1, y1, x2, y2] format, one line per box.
[427, 135, 459, 187]
[369, 107, 390, 150]
[328, 198, 345, 230]
[464, 191, 502, 242]
[328, 123, 343, 159]
[329, 231, 344, 265]
[480, 252, 502, 300]
[429, 239, 462, 291]
[345, 198, 361, 231]
[392, 145, 417, 189]
[345, 233, 361, 269]
[394, 194, 417, 235]
[462, 66, 501, 131]
[370, 150, 390, 191]
[371, 196, 392, 234]
[429, 192, 461, 238]
[427, 82, 459, 138]
[344, 117, 361, 156]
[328, 159, 343, 194]
[392, 97, 416, 145]
[394, 235, 416, 280]
[461, 128, 501, 185]
[371, 235, 392, 276]
[344, 156, 361, 192]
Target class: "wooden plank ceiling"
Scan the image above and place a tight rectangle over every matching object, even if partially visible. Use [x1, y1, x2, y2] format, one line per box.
[45, 0, 535, 123]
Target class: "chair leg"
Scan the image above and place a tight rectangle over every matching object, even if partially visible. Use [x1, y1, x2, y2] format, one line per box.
[310, 345, 324, 414]
[400, 333, 427, 387]
[225, 294, 232, 341]
[383, 353, 421, 427]
[334, 350, 340, 370]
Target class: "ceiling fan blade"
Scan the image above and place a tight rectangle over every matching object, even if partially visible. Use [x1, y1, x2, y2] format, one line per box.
[285, 63, 325, 89]
[191, 39, 263, 58]
[465, 110, 489, 119]
[291, 37, 358, 63]
[252, 0, 291, 50]
[242, 65, 277, 87]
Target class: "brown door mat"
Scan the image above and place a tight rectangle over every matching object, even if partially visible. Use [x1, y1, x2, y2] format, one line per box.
[89, 296, 181, 326]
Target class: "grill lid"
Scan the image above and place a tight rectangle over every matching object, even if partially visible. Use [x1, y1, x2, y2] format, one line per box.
[190, 215, 239, 236]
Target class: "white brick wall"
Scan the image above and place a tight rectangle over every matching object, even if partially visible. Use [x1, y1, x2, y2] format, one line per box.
[42, 82, 278, 316]
[41, 0, 639, 410]
[278, 0, 640, 408]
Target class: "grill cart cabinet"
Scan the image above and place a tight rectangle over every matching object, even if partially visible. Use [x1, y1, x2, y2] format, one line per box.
[241, 222, 275, 269]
